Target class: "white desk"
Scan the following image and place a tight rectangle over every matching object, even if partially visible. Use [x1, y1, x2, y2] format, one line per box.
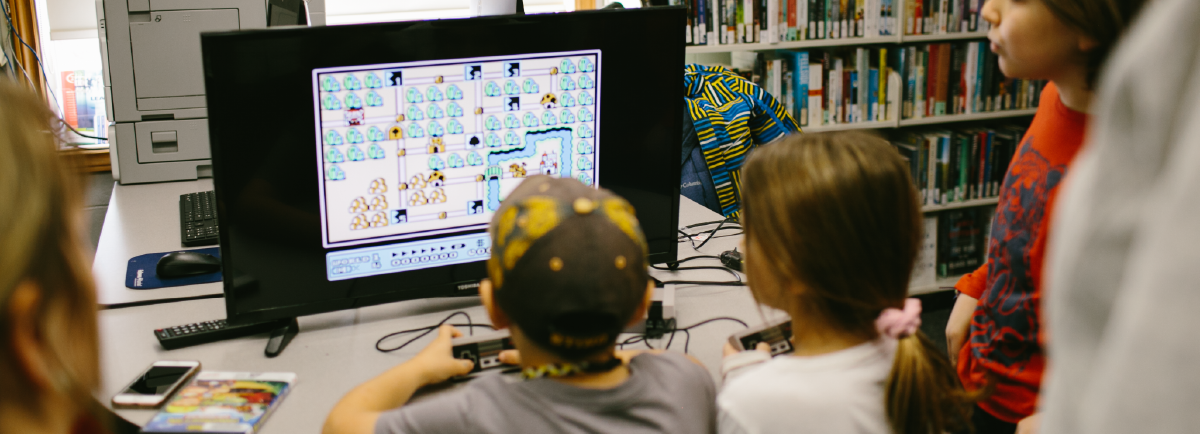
[93, 179, 225, 307]
[99, 197, 781, 433]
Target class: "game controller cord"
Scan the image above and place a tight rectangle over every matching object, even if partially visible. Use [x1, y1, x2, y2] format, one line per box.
[376, 311, 497, 353]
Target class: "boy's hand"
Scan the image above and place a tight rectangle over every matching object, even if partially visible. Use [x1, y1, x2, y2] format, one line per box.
[409, 325, 474, 386]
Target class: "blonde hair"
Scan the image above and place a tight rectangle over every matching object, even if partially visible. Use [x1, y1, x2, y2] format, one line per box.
[741, 132, 973, 433]
[0, 80, 101, 418]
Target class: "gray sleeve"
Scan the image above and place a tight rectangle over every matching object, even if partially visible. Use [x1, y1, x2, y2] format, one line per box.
[373, 390, 475, 434]
[643, 351, 717, 397]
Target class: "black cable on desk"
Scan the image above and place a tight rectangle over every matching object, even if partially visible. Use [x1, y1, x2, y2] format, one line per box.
[653, 255, 744, 286]
[619, 316, 749, 354]
[375, 311, 496, 353]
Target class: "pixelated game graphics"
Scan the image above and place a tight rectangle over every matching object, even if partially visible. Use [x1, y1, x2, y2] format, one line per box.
[314, 50, 600, 248]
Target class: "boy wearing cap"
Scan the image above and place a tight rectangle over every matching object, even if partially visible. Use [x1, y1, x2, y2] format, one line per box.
[324, 176, 718, 434]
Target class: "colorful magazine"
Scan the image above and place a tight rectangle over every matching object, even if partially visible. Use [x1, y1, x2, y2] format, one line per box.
[141, 372, 296, 434]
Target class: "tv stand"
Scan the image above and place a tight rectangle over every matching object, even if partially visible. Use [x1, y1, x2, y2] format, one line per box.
[264, 318, 300, 358]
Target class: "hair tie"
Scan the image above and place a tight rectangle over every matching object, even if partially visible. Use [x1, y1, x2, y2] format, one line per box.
[875, 298, 922, 339]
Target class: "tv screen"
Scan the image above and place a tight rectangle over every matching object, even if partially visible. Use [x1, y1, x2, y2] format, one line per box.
[202, 8, 684, 324]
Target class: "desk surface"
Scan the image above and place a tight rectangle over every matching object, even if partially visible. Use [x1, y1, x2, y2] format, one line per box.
[93, 179, 224, 307]
[99, 197, 775, 433]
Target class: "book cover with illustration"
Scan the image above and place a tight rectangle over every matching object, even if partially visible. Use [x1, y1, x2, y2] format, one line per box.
[142, 372, 295, 434]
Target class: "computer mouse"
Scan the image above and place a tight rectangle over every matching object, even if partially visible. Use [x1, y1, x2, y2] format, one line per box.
[156, 251, 221, 278]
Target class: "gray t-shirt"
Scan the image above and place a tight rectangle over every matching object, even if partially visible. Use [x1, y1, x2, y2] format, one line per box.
[375, 352, 717, 434]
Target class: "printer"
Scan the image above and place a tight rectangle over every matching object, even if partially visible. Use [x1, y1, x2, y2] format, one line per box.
[96, 0, 325, 184]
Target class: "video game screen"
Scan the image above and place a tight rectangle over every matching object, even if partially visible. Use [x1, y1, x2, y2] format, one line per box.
[313, 50, 600, 281]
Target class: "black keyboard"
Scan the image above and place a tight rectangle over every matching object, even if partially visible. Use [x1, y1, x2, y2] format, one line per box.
[179, 190, 219, 247]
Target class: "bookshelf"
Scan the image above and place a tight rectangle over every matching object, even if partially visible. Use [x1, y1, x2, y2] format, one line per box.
[685, 32, 989, 54]
[799, 109, 1037, 133]
[909, 273, 966, 296]
[921, 197, 998, 213]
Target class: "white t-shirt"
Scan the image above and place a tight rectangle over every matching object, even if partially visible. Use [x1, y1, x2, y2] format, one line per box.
[717, 339, 897, 434]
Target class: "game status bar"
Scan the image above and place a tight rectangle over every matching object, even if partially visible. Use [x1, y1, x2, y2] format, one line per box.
[326, 232, 491, 281]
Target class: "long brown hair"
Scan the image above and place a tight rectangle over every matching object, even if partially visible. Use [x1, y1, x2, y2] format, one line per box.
[741, 132, 973, 433]
[1036, 0, 1149, 88]
[0, 80, 101, 421]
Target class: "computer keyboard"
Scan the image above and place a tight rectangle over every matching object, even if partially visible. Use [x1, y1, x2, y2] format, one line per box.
[179, 190, 219, 247]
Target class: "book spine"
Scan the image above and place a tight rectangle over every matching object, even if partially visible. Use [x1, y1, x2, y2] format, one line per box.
[833, 57, 843, 123]
[760, 0, 770, 43]
[848, 70, 857, 122]
[916, 134, 927, 204]
[687, 0, 694, 45]
[903, 46, 914, 119]
[753, 0, 762, 42]
[782, 59, 793, 116]
[948, 43, 962, 114]
[964, 42, 976, 113]
[935, 43, 950, 115]
[939, 135, 949, 204]
[802, 0, 810, 39]
[798, 51, 810, 125]
[929, 135, 939, 204]
[788, 0, 798, 40]
[958, 134, 969, 201]
[869, 68, 879, 121]
[809, 61, 824, 125]
[887, 67, 901, 120]
[925, 44, 936, 116]
[879, 47, 888, 120]
[948, 133, 960, 201]
[914, 47, 924, 118]
[857, 48, 868, 122]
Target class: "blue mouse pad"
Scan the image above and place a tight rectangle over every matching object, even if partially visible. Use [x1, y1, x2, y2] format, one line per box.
[126, 248, 222, 290]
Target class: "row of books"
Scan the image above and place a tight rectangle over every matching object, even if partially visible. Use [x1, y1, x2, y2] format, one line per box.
[891, 124, 1028, 207]
[753, 41, 1047, 127]
[911, 203, 994, 287]
[681, 0, 990, 46]
[936, 207, 987, 277]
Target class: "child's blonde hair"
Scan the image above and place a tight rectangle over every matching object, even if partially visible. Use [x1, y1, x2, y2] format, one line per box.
[741, 132, 973, 433]
[0, 80, 100, 418]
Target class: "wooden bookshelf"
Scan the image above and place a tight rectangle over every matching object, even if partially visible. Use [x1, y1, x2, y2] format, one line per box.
[909, 273, 966, 296]
[801, 119, 895, 133]
[898, 108, 1038, 127]
[922, 197, 999, 213]
[798, 109, 1036, 133]
[899, 32, 989, 43]
[685, 33, 988, 54]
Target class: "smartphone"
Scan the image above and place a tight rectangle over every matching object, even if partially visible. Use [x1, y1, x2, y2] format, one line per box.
[111, 360, 201, 408]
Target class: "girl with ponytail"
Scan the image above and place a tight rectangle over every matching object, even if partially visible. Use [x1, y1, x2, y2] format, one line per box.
[718, 132, 974, 434]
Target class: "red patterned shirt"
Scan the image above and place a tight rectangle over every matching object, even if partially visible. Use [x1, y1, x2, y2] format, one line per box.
[954, 82, 1087, 422]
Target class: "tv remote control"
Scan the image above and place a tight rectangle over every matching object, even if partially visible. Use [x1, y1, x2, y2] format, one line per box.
[154, 318, 291, 350]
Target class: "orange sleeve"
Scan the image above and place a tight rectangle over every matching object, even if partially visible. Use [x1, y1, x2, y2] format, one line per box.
[955, 261, 989, 299]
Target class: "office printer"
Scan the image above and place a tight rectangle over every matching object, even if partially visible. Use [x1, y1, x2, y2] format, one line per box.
[96, 0, 325, 183]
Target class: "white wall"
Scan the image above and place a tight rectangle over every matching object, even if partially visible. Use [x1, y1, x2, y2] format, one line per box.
[43, 0, 575, 40]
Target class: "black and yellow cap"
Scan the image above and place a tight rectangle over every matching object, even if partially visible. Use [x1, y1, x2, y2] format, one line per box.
[488, 175, 649, 359]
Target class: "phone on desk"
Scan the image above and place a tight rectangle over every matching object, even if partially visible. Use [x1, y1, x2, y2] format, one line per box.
[111, 360, 201, 408]
[728, 318, 794, 357]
